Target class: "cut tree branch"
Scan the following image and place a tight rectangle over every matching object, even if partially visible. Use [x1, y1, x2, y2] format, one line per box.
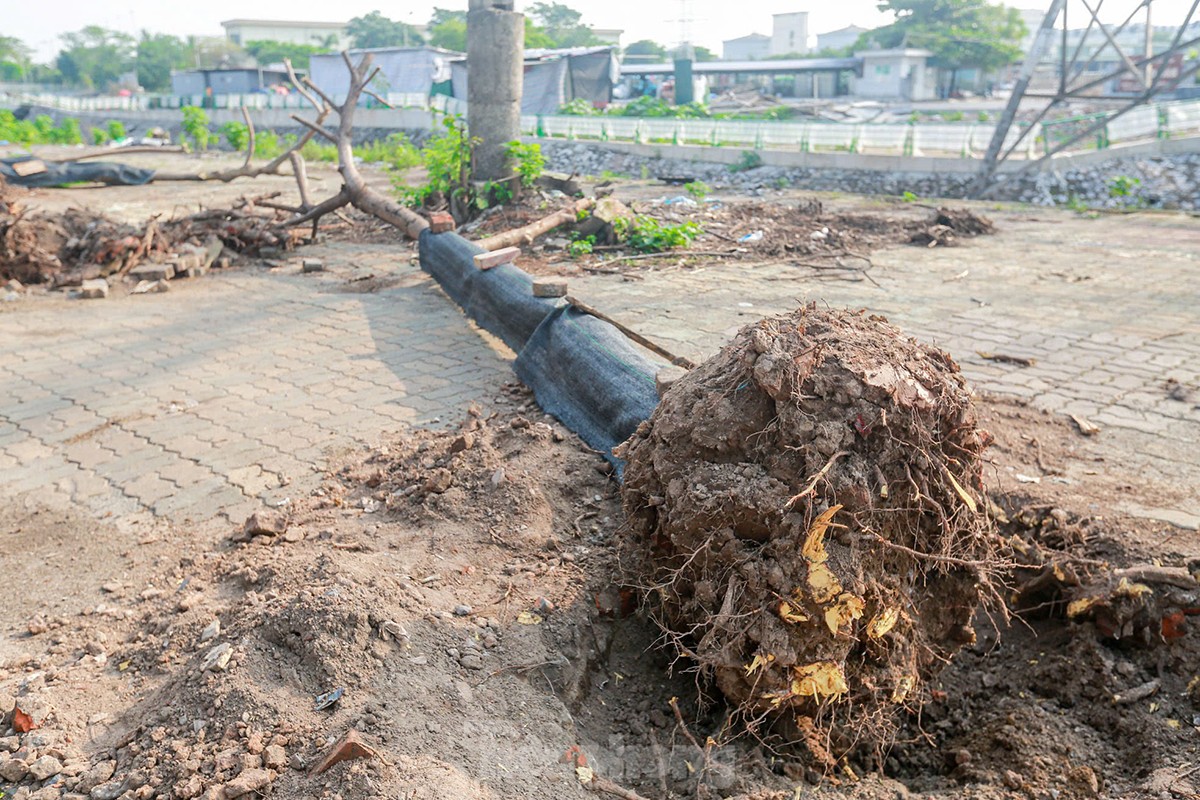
[477, 197, 596, 251]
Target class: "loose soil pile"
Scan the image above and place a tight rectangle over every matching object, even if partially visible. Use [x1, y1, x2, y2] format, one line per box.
[619, 306, 1004, 767]
[1, 387, 1197, 800]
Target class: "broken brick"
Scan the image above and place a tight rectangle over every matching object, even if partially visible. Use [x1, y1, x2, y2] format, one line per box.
[307, 730, 379, 777]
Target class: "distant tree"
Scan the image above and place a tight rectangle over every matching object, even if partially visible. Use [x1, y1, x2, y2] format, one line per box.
[528, 2, 600, 47]
[347, 11, 425, 49]
[56, 26, 135, 89]
[245, 40, 327, 70]
[187, 36, 253, 69]
[865, 0, 1027, 89]
[524, 19, 557, 49]
[693, 45, 718, 62]
[624, 39, 668, 61]
[429, 8, 467, 51]
[136, 32, 189, 92]
[0, 35, 33, 81]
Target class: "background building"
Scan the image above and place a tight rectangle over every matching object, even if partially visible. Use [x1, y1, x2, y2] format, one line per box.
[171, 66, 294, 96]
[852, 48, 936, 100]
[590, 28, 625, 47]
[722, 33, 771, 61]
[221, 19, 350, 50]
[817, 25, 868, 53]
[771, 12, 809, 57]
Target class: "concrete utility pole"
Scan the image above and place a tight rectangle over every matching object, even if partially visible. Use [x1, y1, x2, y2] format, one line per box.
[467, 0, 525, 181]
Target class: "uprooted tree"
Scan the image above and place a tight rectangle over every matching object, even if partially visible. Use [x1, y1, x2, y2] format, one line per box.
[618, 306, 1006, 768]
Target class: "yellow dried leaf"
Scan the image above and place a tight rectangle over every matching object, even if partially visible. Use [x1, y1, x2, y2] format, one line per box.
[575, 766, 594, 784]
[790, 661, 849, 699]
[1052, 564, 1066, 581]
[778, 601, 809, 624]
[823, 593, 866, 635]
[807, 562, 842, 604]
[745, 654, 775, 676]
[891, 675, 916, 703]
[1066, 596, 1098, 618]
[867, 607, 901, 639]
[516, 611, 543, 625]
[1166, 719, 1182, 729]
[1114, 577, 1152, 599]
[802, 505, 843, 564]
[945, 470, 978, 513]
[762, 690, 792, 708]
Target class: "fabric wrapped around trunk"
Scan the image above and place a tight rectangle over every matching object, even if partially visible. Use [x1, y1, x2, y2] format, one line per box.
[1, 157, 155, 188]
[418, 229, 661, 473]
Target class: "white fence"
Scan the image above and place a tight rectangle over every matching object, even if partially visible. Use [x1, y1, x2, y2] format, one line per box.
[11, 90, 1200, 160]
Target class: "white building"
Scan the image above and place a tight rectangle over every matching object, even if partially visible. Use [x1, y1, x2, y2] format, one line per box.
[771, 12, 809, 57]
[221, 19, 351, 50]
[722, 33, 771, 61]
[590, 28, 624, 47]
[852, 48, 936, 100]
[816, 25, 868, 53]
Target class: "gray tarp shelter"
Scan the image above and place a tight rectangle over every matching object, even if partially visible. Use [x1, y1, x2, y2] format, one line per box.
[450, 46, 619, 115]
[309, 47, 458, 100]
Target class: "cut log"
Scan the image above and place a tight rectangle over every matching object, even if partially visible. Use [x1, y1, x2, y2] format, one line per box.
[477, 197, 595, 251]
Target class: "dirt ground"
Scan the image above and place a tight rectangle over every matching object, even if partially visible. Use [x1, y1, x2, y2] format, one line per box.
[1, 148, 1198, 800]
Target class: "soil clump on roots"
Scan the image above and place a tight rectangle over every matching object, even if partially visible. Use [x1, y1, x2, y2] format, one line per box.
[620, 306, 1005, 766]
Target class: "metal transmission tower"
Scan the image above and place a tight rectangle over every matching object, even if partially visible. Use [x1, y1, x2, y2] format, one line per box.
[973, 0, 1200, 195]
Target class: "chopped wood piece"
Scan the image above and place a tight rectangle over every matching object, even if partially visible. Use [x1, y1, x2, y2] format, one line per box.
[474, 247, 522, 271]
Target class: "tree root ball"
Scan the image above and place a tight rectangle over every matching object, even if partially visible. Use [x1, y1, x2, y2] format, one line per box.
[619, 306, 1002, 757]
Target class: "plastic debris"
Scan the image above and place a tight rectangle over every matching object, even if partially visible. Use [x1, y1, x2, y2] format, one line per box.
[313, 687, 344, 711]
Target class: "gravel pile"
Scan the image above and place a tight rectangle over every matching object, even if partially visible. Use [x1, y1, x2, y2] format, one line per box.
[541, 141, 1200, 210]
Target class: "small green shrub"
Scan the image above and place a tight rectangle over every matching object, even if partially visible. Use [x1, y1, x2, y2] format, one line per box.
[106, 120, 126, 141]
[300, 139, 338, 163]
[612, 216, 702, 252]
[394, 114, 477, 209]
[568, 236, 595, 256]
[181, 106, 212, 151]
[729, 151, 763, 172]
[505, 140, 545, 188]
[1108, 174, 1141, 198]
[52, 118, 83, 145]
[684, 180, 710, 200]
[92, 127, 109, 145]
[356, 133, 422, 169]
[901, 190, 919, 202]
[558, 98, 600, 116]
[220, 121, 250, 152]
[254, 131, 283, 158]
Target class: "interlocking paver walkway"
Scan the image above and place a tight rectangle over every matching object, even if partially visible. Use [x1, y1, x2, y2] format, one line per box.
[0, 259, 509, 524]
[572, 208, 1200, 529]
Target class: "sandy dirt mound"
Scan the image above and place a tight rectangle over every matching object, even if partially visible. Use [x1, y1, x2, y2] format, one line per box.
[619, 306, 1004, 765]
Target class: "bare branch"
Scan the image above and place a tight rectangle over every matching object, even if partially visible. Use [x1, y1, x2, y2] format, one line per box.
[284, 57, 324, 112]
[290, 114, 338, 143]
[301, 76, 338, 110]
[240, 106, 256, 170]
[289, 152, 314, 209]
[280, 190, 352, 228]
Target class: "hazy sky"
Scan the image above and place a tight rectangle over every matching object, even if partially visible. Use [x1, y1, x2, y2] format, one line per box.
[10, 0, 1197, 62]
